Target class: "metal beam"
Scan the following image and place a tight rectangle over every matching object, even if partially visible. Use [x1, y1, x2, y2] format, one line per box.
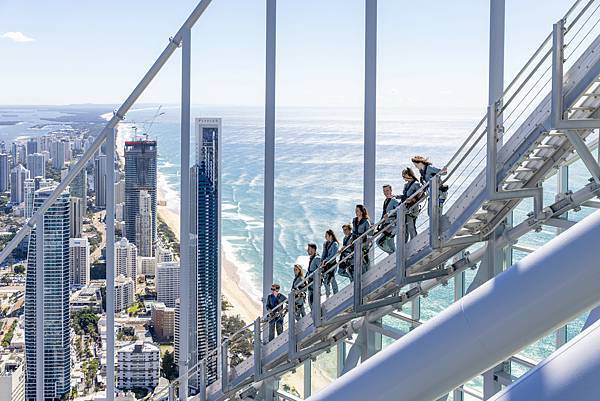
[563, 131, 600, 183]
[544, 217, 577, 230]
[263, 0, 276, 314]
[35, 217, 44, 401]
[179, 25, 192, 400]
[106, 127, 116, 401]
[363, 0, 377, 218]
[0, 0, 215, 266]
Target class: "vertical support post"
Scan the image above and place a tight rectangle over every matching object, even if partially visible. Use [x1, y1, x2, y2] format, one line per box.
[288, 291, 296, 359]
[395, 206, 406, 285]
[106, 126, 116, 401]
[353, 240, 363, 311]
[453, 252, 465, 401]
[168, 385, 176, 401]
[254, 318, 262, 379]
[263, 0, 277, 315]
[484, 4, 506, 398]
[35, 216, 44, 401]
[363, 0, 377, 219]
[198, 359, 207, 401]
[336, 341, 346, 378]
[179, 25, 192, 400]
[410, 291, 420, 331]
[551, 20, 565, 127]
[556, 165, 569, 348]
[221, 341, 229, 393]
[312, 267, 322, 327]
[430, 175, 441, 249]
[303, 360, 312, 398]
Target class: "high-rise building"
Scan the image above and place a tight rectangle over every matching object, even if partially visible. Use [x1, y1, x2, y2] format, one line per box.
[156, 262, 179, 308]
[69, 237, 90, 288]
[24, 186, 70, 400]
[135, 190, 153, 257]
[69, 197, 83, 238]
[184, 118, 222, 387]
[138, 256, 156, 277]
[0, 353, 25, 401]
[26, 138, 38, 156]
[70, 168, 87, 214]
[151, 302, 175, 341]
[155, 244, 173, 263]
[124, 140, 157, 254]
[26, 153, 45, 179]
[15, 144, 26, 166]
[51, 141, 65, 170]
[115, 275, 135, 313]
[116, 341, 160, 390]
[94, 154, 107, 208]
[10, 164, 29, 204]
[62, 141, 71, 162]
[115, 178, 125, 205]
[23, 179, 35, 219]
[0, 153, 10, 193]
[115, 237, 138, 289]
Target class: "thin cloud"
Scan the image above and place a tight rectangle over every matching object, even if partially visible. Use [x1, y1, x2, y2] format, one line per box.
[1, 31, 35, 43]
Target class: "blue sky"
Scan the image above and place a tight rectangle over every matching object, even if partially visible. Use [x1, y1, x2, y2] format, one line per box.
[0, 0, 571, 108]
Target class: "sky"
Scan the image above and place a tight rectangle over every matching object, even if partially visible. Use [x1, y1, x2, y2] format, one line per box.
[0, 0, 574, 109]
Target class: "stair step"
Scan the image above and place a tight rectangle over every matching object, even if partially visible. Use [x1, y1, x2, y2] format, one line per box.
[525, 156, 547, 161]
[546, 131, 565, 136]
[535, 144, 558, 149]
[515, 167, 535, 173]
[504, 178, 526, 184]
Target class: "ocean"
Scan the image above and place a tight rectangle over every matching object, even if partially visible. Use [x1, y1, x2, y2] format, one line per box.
[1, 105, 594, 381]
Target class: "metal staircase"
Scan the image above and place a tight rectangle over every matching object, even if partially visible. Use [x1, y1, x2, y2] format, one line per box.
[148, 1, 600, 400]
[1, 0, 600, 400]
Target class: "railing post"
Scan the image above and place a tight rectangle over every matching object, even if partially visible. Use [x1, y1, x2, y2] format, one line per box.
[353, 239, 363, 312]
[430, 175, 441, 249]
[288, 291, 297, 360]
[311, 267, 322, 327]
[198, 359, 207, 401]
[221, 341, 229, 393]
[486, 104, 498, 199]
[395, 205, 406, 285]
[551, 19, 565, 128]
[168, 384, 175, 401]
[253, 318, 262, 380]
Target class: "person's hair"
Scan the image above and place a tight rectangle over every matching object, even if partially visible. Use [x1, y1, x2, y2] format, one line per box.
[325, 229, 339, 244]
[342, 223, 352, 232]
[355, 204, 369, 220]
[383, 184, 392, 191]
[411, 155, 432, 165]
[293, 264, 304, 277]
[307, 243, 317, 251]
[402, 167, 418, 181]
[271, 283, 280, 291]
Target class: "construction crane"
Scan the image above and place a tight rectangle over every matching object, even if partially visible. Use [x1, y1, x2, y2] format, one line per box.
[128, 105, 165, 140]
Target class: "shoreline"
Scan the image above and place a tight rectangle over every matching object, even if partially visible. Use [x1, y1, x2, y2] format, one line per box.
[115, 122, 261, 323]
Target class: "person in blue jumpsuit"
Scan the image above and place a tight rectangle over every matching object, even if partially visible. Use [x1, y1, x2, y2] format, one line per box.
[291, 264, 306, 321]
[352, 204, 371, 272]
[306, 243, 321, 306]
[320, 229, 340, 298]
[377, 184, 400, 254]
[338, 224, 354, 281]
[398, 168, 422, 241]
[266, 283, 287, 341]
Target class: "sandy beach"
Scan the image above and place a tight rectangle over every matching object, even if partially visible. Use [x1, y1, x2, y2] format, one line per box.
[116, 124, 262, 324]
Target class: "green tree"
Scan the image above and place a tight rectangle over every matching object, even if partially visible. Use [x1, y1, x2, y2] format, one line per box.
[13, 264, 25, 274]
[161, 350, 178, 381]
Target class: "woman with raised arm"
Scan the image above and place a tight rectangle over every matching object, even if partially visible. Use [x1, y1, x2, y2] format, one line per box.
[291, 264, 306, 321]
[352, 204, 372, 272]
[320, 229, 340, 298]
[399, 167, 422, 241]
[411, 155, 448, 211]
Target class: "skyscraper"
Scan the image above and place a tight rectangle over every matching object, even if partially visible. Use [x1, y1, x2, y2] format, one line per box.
[70, 167, 87, 214]
[156, 262, 179, 308]
[24, 186, 70, 400]
[51, 141, 65, 170]
[10, 164, 30, 204]
[24, 179, 35, 219]
[69, 197, 83, 238]
[0, 153, 10, 193]
[115, 237, 138, 290]
[135, 190, 153, 257]
[94, 154, 106, 208]
[26, 138, 38, 156]
[124, 140, 157, 255]
[26, 153, 45, 179]
[187, 118, 222, 386]
[69, 237, 90, 288]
